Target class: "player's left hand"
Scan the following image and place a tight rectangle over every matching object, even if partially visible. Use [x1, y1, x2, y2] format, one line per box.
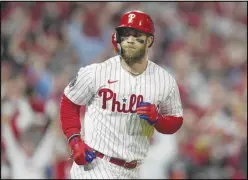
[136, 101, 159, 125]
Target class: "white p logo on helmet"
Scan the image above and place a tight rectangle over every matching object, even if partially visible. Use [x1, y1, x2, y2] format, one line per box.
[128, 14, 136, 23]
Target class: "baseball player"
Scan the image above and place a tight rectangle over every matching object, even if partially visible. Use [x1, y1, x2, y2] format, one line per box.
[60, 10, 183, 179]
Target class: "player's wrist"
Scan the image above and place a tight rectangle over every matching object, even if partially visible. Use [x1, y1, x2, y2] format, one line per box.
[153, 115, 161, 127]
[68, 134, 82, 146]
[150, 117, 159, 126]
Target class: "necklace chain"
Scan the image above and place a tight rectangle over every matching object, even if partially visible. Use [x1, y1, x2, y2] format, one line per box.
[127, 68, 142, 75]
[120, 58, 146, 76]
[123, 65, 142, 75]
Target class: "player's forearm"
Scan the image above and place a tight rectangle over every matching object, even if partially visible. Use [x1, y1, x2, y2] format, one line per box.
[154, 115, 183, 134]
[60, 93, 82, 139]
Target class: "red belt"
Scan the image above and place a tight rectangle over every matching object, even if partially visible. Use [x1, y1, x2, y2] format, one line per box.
[95, 151, 140, 169]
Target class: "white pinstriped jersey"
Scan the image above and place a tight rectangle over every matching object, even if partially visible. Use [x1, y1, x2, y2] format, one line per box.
[64, 55, 183, 162]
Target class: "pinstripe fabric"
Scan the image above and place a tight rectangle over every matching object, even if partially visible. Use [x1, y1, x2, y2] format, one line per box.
[64, 55, 183, 179]
[70, 157, 140, 179]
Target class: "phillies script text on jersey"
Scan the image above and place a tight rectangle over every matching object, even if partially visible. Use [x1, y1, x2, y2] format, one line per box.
[98, 88, 143, 113]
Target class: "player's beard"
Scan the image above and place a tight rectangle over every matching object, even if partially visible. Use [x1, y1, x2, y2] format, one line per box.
[120, 40, 147, 65]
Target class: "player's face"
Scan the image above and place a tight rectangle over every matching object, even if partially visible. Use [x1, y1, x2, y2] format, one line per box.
[119, 28, 152, 63]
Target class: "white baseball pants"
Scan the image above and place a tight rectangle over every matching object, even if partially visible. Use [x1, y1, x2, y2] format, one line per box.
[70, 157, 141, 179]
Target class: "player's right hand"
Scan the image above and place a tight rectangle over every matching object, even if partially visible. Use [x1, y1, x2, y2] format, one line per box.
[69, 136, 96, 165]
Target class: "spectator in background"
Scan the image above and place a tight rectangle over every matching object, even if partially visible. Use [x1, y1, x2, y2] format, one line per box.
[66, 3, 113, 66]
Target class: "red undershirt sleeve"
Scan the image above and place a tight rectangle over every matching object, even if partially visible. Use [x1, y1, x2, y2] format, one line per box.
[154, 114, 183, 134]
[60, 93, 82, 139]
[155, 76, 183, 134]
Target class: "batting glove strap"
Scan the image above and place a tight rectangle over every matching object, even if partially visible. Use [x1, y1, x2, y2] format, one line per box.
[68, 133, 81, 143]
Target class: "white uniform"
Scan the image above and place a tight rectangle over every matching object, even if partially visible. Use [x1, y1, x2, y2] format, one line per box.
[64, 55, 183, 179]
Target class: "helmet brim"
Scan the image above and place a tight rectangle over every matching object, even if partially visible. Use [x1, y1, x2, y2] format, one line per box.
[115, 24, 153, 36]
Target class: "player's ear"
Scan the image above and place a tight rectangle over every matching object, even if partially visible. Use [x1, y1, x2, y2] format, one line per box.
[147, 36, 153, 48]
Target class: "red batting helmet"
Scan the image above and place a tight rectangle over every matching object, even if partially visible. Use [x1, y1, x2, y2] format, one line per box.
[115, 10, 155, 47]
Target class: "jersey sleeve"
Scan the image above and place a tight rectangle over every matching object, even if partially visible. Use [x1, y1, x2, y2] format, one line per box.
[64, 65, 95, 105]
[159, 77, 183, 117]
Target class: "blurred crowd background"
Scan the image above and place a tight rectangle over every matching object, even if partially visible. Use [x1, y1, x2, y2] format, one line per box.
[1, 2, 247, 179]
